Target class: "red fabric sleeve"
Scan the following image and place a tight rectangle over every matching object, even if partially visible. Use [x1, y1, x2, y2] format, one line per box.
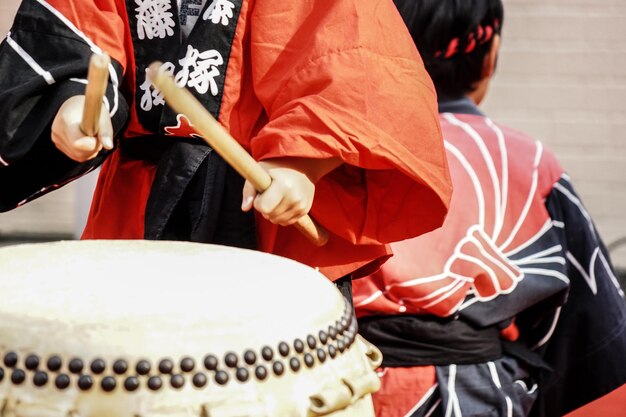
[82, 150, 156, 240]
[46, 0, 128, 72]
[249, 0, 452, 245]
[373, 366, 437, 417]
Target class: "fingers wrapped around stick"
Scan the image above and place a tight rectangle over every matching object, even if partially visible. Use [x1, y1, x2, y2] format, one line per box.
[148, 62, 328, 247]
[51, 53, 113, 163]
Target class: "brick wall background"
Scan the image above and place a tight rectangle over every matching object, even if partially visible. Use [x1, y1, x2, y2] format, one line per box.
[0, 1, 18, 35]
[482, 0, 626, 268]
[0, 0, 625, 267]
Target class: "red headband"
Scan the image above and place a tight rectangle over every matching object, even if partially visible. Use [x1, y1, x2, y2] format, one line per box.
[435, 20, 500, 59]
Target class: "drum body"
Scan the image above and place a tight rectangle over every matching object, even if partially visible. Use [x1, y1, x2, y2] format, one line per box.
[0, 240, 381, 417]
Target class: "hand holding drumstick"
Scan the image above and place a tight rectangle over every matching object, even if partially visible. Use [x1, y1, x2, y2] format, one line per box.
[148, 62, 331, 247]
[51, 53, 113, 162]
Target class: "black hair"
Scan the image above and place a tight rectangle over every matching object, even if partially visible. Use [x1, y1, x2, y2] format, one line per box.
[394, 0, 504, 98]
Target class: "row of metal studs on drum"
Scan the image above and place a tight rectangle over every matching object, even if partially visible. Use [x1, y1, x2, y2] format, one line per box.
[0, 309, 357, 392]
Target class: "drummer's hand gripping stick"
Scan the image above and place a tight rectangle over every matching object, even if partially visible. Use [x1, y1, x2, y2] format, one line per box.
[148, 62, 329, 247]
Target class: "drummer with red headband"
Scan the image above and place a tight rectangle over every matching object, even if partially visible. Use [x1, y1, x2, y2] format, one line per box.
[352, 0, 626, 416]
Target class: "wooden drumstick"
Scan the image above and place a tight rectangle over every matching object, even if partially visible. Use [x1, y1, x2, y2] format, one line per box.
[80, 53, 111, 136]
[149, 62, 329, 247]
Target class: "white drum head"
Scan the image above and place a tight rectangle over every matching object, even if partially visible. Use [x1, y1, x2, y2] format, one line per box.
[0, 240, 380, 417]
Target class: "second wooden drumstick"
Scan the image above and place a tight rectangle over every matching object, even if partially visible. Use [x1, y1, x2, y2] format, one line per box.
[80, 53, 111, 137]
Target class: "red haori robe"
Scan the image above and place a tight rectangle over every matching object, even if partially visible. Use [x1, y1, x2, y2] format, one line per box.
[353, 110, 564, 416]
[352, 106, 626, 416]
[76, 0, 452, 279]
[0, 0, 451, 280]
[354, 113, 563, 316]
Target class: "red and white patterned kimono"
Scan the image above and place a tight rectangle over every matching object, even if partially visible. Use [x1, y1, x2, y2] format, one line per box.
[353, 98, 626, 417]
